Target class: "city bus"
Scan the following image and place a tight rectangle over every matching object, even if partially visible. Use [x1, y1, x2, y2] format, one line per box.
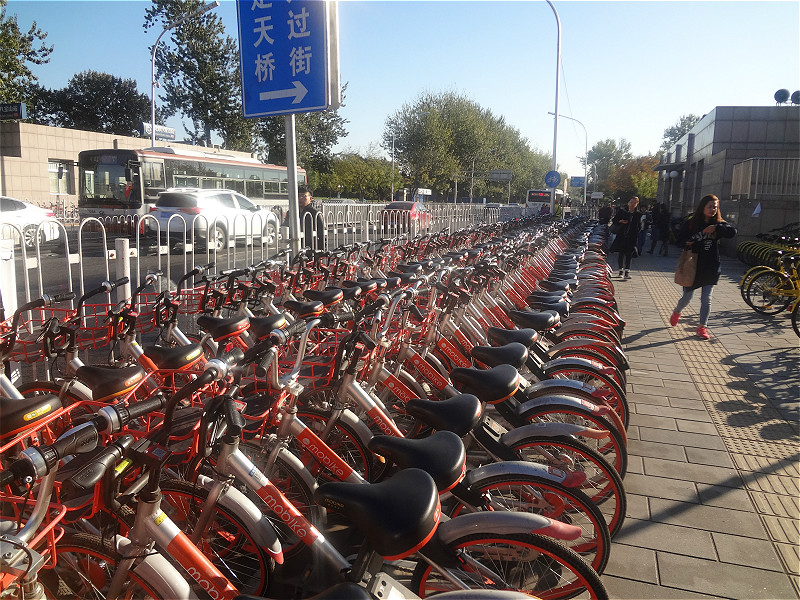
[526, 189, 563, 214]
[77, 147, 306, 221]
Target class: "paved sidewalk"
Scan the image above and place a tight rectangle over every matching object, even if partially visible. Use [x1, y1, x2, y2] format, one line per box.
[601, 250, 799, 599]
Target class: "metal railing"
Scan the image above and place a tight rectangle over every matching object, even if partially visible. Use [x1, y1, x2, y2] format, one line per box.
[731, 158, 800, 199]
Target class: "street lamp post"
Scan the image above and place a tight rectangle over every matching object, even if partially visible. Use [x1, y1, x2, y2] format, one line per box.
[390, 132, 395, 201]
[150, 1, 219, 147]
[545, 0, 561, 215]
[549, 112, 587, 208]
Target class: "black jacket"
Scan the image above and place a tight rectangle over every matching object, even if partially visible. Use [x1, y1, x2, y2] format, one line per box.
[676, 216, 737, 289]
[609, 207, 641, 252]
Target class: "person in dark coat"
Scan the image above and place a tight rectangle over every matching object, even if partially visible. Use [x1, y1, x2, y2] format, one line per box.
[609, 196, 641, 279]
[669, 194, 736, 340]
[648, 203, 670, 256]
[598, 203, 613, 225]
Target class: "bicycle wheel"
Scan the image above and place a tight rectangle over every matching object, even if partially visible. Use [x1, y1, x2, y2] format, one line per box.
[791, 299, 800, 338]
[411, 532, 608, 600]
[739, 266, 771, 302]
[744, 271, 793, 314]
[158, 478, 274, 595]
[292, 406, 375, 482]
[448, 473, 611, 574]
[239, 441, 324, 560]
[542, 364, 629, 431]
[506, 435, 627, 538]
[38, 533, 159, 600]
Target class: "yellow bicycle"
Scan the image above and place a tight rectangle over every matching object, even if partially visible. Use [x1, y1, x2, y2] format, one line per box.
[743, 254, 800, 315]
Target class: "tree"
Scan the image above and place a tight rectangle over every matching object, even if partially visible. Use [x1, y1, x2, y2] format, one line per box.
[606, 155, 659, 200]
[660, 114, 700, 152]
[0, 0, 53, 103]
[585, 138, 633, 195]
[41, 71, 155, 136]
[144, 0, 243, 148]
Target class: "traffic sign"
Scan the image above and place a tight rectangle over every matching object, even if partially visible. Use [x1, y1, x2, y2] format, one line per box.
[237, 0, 331, 117]
[544, 170, 561, 188]
[489, 170, 513, 182]
[570, 176, 585, 188]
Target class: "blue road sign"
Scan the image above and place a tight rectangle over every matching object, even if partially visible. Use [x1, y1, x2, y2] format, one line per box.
[237, 0, 329, 118]
[570, 176, 585, 188]
[544, 170, 561, 188]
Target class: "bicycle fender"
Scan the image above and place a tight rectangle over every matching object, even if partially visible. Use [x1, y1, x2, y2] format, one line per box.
[525, 378, 600, 398]
[465, 459, 586, 489]
[517, 393, 612, 419]
[114, 534, 200, 599]
[541, 356, 616, 376]
[437, 510, 582, 542]
[194, 474, 284, 564]
[337, 407, 377, 448]
[499, 421, 602, 447]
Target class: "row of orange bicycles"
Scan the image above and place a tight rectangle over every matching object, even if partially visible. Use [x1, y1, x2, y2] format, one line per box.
[0, 216, 629, 600]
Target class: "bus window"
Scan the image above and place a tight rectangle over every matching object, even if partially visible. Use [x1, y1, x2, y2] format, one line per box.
[246, 179, 264, 199]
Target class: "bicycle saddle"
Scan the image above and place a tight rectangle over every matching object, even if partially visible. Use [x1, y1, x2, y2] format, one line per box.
[368, 430, 466, 493]
[196, 315, 250, 341]
[75, 364, 146, 403]
[303, 288, 344, 307]
[314, 468, 440, 560]
[343, 279, 378, 294]
[0, 393, 62, 441]
[405, 394, 482, 438]
[248, 313, 287, 340]
[329, 285, 361, 301]
[143, 343, 204, 370]
[449, 364, 520, 405]
[386, 271, 416, 285]
[509, 310, 560, 331]
[471, 342, 528, 370]
[487, 326, 539, 349]
[282, 300, 324, 319]
[395, 263, 423, 275]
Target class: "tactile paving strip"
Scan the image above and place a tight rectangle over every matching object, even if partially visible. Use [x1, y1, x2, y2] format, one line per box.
[634, 267, 800, 581]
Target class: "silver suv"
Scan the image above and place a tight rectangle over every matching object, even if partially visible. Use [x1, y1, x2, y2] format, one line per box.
[147, 188, 280, 251]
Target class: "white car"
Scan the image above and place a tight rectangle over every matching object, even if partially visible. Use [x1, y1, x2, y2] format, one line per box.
[0, 196, 61, 250]
[147, 188, 280, 251]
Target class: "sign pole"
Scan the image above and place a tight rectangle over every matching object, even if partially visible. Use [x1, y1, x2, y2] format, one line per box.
[285, 114, 301, 259]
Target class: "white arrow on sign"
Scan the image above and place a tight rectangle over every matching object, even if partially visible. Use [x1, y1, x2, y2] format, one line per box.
[259, 81, 308, 104]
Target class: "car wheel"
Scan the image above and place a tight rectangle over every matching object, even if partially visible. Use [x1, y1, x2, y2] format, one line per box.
[22, 225, 44, 250]
[211, 225, 227, 252]
[262, 222, 277, 246]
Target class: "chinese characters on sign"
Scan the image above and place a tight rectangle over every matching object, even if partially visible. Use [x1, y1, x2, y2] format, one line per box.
[237, 0, 330, 117]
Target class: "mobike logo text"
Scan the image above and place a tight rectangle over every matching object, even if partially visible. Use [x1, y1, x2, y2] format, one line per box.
[453, 329, 474, 355]
[257, 486, 309, 539]
[410, 356, 449, 390]
[382, 375, 415, 403]
[300, 436, 346, 479]
[436, 338, 470, 368]
[186, 567, 232, 600]
[366, 407, 399, 436]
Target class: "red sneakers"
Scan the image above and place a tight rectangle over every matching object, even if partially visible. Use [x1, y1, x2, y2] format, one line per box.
[669, 312, 680, 326]
[697, 326, 710, 340]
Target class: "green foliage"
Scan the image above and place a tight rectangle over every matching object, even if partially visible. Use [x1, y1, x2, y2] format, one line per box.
[586, 138, 633, 194]
[660, 114, 700, 152]
[35, 71, 155, 136]
[384, 91, 551, 202]
[607, 155, 659, 200]
[0, 0, 53, 103]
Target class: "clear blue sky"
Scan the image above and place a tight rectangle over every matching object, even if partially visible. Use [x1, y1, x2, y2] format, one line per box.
[8, 0, 800, 181]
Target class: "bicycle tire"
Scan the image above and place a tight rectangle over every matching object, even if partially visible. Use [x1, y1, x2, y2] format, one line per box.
[448, 472, 611, 574]
[791, 299, 800, 338]
[411, 532, 608, 600]
[739, 266, 771, 302]
[744, 271, 794, 314]
[158, 478, 274, 595]
[38, 533, 159, 600]
[505, 435, 627, 537]
[541, 365, 629, 432]
[238, 441, 324, 560]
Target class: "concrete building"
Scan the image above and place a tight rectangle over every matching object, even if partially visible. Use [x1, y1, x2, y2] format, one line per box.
[0, 122, 258, 209]
[654, 106, 799, 248]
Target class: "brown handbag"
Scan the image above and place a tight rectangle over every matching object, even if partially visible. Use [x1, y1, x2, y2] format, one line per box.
[674, 248, 698, 287]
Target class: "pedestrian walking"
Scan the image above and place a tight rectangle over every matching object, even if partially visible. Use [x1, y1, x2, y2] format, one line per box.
[669, 194, 737, 340]
[636, 203, 653, 256]
[648, 203, 670, 256]
[609, 196, 641, 279]
[283, 185, 322, 250]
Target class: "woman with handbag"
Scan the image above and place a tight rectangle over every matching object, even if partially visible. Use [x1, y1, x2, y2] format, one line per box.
[670, 194, 737, 339]
[609, 196, 641, 279]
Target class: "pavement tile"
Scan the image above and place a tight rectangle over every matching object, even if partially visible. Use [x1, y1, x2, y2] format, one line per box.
[603, 543, 658, 583]
[635, 404, 713, 422]
[685, 446, 735, 468]
[625, 493, 651, 521]
[628, 439, 687, 461]
[628, 413, 678, 431]
[668, 397, 709, 410]
[639, 428, 727, 451]
[697, 483, 757, 512]
[626, 454, 644, 475]
[775, 542, 800, 576]
[613, 518, 717, 559]
[749, 491, 800, 519]
[601, 575, 722, 599]
[656, 363, 691, 374]
[712, 532, 787, 571]
[676, 419, 719, 435]
[657, 551, 797, 599]
[762, 514, 800, 544]
[627, 392, 670, 406]
[642, 457, 742, 487]
[623, 472, 700, 504]
[648, 497, 767, 538]
[634, 383, 702, 400]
